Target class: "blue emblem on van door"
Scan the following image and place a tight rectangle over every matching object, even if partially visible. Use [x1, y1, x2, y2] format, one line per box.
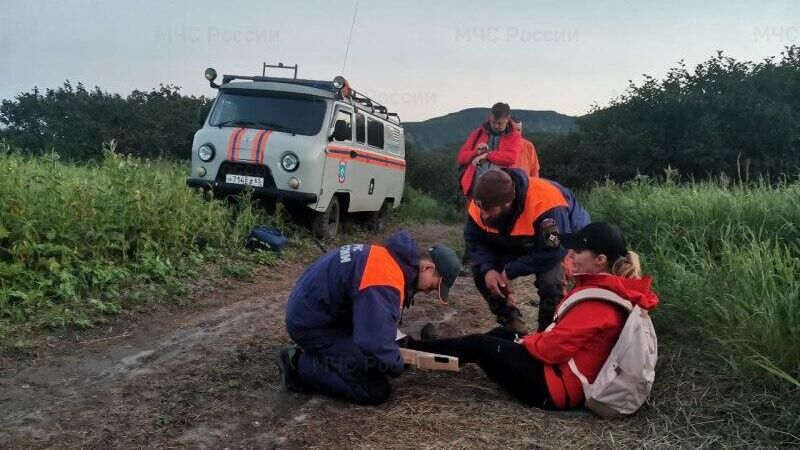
[338, 160, 347, 183]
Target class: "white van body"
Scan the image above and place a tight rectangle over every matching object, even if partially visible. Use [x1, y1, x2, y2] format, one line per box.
[186, 71, 406, 238]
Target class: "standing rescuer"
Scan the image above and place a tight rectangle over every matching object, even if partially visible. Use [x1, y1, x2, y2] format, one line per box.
[278, 230, 460, 405]
[456, 102, 522, 196]
[465, 168, 590, 334]
[511, 117, 540, 178]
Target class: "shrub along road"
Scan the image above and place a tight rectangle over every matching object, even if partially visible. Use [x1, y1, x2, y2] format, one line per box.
[1, 224, 796, 449]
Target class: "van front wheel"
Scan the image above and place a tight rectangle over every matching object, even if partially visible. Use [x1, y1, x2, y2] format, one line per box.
[311, 197, 340, 240]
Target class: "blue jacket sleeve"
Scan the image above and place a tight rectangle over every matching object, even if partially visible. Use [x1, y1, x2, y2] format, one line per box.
[550, 181, 591, 232]
[464, 217, 498, 275]
[503, 208, 568, 279]
[352, 285, 404, 377]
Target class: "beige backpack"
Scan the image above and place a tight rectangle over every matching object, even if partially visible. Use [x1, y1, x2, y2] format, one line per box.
[552, 287, 658, 418]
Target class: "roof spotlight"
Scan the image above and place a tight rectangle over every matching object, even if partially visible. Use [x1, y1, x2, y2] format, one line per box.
[204, 67, 217, 81]
[332, 76, 346, 89]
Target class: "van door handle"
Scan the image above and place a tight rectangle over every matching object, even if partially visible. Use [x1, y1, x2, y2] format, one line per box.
[349, 151, 358, 159]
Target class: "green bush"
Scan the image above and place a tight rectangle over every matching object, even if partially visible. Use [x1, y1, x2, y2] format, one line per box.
[0, 82, 211, 160]
[392, 187, 461, 224]
[584, 175, 800, 386]
[538, 45, 800, 187]
[405, 144, 462, 209]
[0, 141, 269, 333]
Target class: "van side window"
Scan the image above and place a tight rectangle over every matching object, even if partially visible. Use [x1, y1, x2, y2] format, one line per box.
[333, 110, 353, 141]
[386, 126, 403, 155]
[355, 113, 366, 144]
[367, 118, 384, 149]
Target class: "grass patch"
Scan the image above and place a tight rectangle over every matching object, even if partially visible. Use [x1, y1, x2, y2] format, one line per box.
[584, 174, 800, 387]
[392, 187, 461, 224]
[0, 141, 281, 336]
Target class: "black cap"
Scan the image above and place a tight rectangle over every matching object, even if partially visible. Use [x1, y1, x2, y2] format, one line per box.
[561, 222, 628, 261]
[427, 245, 460, 301]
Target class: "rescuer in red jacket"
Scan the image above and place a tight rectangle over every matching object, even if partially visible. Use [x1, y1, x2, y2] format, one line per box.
[404, 222, 659, 410]
[457, 102, 522, 196]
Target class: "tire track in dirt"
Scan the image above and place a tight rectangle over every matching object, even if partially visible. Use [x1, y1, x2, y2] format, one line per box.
[0, 224, 565, 449]
[0, 256, 312, 448]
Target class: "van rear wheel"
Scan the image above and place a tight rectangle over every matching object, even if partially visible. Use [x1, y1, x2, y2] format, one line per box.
[365, 201, 391, 234]
[311, 196, 340, 240]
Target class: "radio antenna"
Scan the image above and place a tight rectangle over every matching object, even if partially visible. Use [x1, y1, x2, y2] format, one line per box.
[341, 0, 360, 74]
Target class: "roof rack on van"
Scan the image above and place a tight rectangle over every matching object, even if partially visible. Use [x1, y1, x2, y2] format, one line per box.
[204, 65, 402, 126]
[217, 61, 333, 90]
[262, 62, 298, 79]
[220, 74, 336, 91]
[338, 80, 401, 126]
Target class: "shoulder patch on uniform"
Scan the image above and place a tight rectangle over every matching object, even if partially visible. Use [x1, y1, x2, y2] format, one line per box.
[542, 219, 560, 248]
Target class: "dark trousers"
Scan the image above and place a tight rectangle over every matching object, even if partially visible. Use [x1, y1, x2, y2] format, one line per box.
[407, 327, 556, 409]
[472, 262, 565, 332]
[287, 326, 391, 405]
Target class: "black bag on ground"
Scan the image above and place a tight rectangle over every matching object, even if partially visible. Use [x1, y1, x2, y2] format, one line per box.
[245, 226, 289, 252]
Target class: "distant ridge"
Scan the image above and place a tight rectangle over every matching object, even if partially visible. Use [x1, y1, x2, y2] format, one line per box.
[403, 107, 577, 152]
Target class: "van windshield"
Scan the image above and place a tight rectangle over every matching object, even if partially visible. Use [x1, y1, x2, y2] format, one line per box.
[208, 89, 327, 136]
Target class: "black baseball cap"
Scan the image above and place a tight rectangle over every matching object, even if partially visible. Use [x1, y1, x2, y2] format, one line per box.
[561, 222, 628, 261]
[428, 245, 460, 301]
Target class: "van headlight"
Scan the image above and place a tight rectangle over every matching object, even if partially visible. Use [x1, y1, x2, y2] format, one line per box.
[281, 152, 299, 172]
[198, 144, 215, 162]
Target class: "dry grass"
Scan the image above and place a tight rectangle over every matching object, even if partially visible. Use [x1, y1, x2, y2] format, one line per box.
[276, 268, 799, 449]
[3, 223, 797, 449]
[282, 341, 799, 449]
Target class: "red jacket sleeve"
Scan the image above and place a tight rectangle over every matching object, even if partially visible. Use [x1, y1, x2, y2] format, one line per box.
[520, 300, 619, 364]
[457, 128, 482, 166]
[486, 130, 521, 166]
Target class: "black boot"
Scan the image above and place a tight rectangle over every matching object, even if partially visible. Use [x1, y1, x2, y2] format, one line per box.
[277, 347, 311, 393]
[420, 323, 438, 341]
[497, 312, 529, 336]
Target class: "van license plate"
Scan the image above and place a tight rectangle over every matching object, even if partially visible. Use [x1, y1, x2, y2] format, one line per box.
[225, 174, 264, 187]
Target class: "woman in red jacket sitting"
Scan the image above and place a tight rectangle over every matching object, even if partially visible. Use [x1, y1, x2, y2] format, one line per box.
[405, 222, 660, 410]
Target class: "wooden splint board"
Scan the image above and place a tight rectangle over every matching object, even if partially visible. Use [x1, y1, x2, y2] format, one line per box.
[399, 348, 460, 372]
[396, 330, 459, 372]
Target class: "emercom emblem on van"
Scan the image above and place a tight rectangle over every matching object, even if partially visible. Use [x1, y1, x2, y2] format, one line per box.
[338, 160, 347, 183]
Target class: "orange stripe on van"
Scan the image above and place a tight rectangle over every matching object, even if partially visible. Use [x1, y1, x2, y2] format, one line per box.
[233, 128, 247, 161]
[358, 246, 406, 306]
[325, 153, 405, 171]
[259, 131, 273, 165]
[325, 145, 406, 171]
[226, 128, 240, 160]
[251, 130, 266, 162]
[327, 145, 406, 166]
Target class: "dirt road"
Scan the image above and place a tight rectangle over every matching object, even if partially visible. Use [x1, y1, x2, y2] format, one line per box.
[0, 224, 785, 449]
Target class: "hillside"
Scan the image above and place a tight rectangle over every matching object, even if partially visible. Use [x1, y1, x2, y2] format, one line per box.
[403, 108, 577, 152]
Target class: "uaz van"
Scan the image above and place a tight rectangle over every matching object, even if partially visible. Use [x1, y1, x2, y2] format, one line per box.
[186, 64, 406, 239]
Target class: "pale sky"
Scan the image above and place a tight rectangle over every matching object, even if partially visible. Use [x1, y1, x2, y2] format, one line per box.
[1, 0, 798, 121]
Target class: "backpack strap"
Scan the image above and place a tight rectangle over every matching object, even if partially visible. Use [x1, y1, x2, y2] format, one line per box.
[458, 127, 486, 195]
[567, 358, 590, 385]
[557, 288, 633, 388]
[554, 287, 633, 322]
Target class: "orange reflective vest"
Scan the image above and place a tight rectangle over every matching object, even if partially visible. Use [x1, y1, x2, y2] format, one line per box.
[358, 245, 406, 307]
[468, 177, 568, 236]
